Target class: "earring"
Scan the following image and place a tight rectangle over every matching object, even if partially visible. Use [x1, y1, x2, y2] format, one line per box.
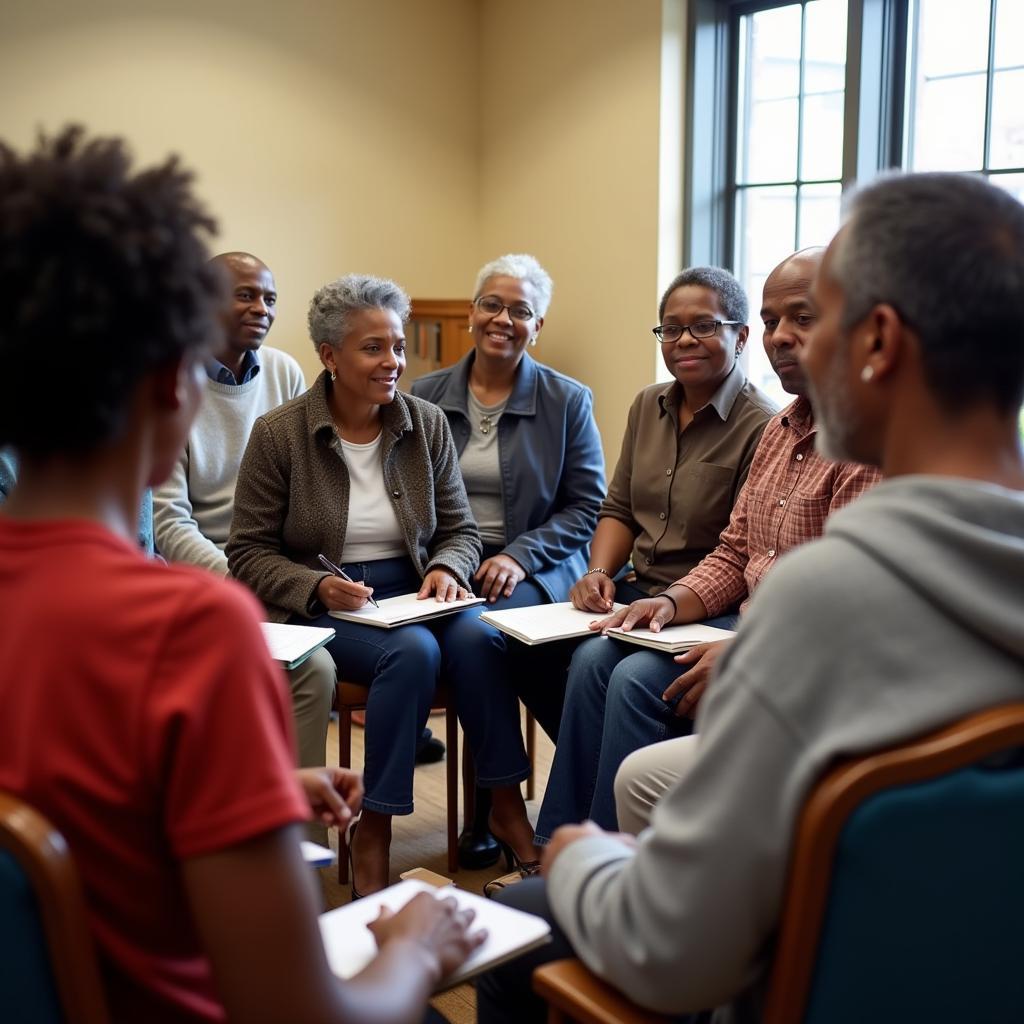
[529, 336, 538, 347]
[330, 370, 337, 382]
[860, 365, 874, 383]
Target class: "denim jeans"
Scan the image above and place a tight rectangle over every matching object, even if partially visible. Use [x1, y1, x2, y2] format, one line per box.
[296, 556, 530, 815]
[535, 613, 739, 841]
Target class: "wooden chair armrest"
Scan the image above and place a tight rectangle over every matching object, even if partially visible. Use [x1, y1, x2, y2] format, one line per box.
[532, 959, 674, 1024]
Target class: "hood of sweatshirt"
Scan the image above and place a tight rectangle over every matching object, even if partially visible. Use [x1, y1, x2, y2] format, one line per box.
[825, 475, 1024, 665]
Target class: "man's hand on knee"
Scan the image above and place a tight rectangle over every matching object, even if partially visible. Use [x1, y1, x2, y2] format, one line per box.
[661, 639, 732, 717]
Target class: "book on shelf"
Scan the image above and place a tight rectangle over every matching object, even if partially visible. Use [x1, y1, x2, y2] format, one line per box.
[319, 878, 551, 989]
[328, 592, 485, 629]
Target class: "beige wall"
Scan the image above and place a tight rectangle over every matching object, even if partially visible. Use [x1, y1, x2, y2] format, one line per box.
[478, 0, 666, 464]
[0, 0, 482, 385]
[2, 0, 674, 463]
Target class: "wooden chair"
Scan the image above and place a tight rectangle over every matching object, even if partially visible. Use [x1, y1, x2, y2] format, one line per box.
[533, 703, 1024, 1024]
[0, 791, 110, 1024]
[335, 680, 460, 881]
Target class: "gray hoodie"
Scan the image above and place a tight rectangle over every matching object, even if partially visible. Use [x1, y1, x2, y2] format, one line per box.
[548, 475, 1024, 1021]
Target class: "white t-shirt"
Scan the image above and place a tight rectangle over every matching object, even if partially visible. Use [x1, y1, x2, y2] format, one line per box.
[334, 432, 406, 563]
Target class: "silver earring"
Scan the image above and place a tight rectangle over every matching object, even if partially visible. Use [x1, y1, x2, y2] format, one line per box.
[860, 365, 874, 382]
[330, 370, 337, 382]
[529, 336, 538, 347]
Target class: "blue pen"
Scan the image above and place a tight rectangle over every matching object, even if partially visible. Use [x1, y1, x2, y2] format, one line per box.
[317, 553, 380, 608]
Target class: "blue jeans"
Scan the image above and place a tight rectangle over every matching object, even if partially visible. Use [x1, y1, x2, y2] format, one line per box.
[535, 613, 738, 841]
[296, 556, 530, 815]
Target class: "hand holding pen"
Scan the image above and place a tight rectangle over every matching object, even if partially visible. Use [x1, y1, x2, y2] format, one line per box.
[316, 553, 380, 610]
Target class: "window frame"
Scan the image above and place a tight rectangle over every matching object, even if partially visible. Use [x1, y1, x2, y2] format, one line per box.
[683, 0, 910, 269]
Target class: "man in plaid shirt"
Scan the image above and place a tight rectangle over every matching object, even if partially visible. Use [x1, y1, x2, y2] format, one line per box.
[535, 248, 881, 842]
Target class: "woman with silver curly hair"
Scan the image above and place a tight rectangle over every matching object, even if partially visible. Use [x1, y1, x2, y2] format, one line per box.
[229, 273, 538, 898]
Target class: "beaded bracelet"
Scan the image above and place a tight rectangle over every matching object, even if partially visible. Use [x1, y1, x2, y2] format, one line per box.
[584, 567, 611, 578]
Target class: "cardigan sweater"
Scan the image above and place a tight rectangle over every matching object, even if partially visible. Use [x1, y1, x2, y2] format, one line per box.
[226, 371, 481, 622]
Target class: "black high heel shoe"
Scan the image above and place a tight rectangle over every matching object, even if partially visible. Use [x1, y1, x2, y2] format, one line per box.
[483, 819, 540, 899]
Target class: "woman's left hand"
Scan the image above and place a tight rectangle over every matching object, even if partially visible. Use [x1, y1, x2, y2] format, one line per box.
[418, 569, 469, 603]
[473, 554, 526, 602]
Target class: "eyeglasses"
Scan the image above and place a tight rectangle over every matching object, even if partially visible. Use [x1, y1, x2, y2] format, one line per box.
[474, 295, 536, 322]
[652, 320, 742, 344]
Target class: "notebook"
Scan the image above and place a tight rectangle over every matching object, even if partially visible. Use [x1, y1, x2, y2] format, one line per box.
[260, 622, 336, 669]
[605, 622, 736, 654]
[479, 601, 626, 645]
[319, 878, 551, 989]
[328, 592, 484, 629]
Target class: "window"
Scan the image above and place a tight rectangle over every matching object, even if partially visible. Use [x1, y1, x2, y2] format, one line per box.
[686, 0, 1024, 415]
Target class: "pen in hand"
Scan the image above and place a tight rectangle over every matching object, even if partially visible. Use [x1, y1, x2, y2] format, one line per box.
[317, 553, 380, 608]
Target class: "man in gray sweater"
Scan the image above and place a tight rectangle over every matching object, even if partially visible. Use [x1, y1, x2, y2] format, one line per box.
[478, 172, 1024, 1023]
[153, 252, 336, 770]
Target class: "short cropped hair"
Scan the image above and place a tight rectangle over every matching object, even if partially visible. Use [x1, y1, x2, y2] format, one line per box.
[835, 171, 1024, 413]
[473, 254, 553, 319]
[0, 126, 221, 456]
[658, 266, 748, 325]
[308, 274, 411, 350]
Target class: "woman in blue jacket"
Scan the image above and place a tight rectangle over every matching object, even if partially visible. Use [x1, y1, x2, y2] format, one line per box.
[412, 253, 606, 867]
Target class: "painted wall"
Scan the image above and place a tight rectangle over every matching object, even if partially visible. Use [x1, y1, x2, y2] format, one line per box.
[1, 0, 674, 463]
[477, 0, 666, 464]
[0, 0, 482, 385]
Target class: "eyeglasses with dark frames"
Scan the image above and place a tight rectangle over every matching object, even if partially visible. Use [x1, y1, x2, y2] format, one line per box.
[652, 320, 742, 344]
[474, 295, 536, 322]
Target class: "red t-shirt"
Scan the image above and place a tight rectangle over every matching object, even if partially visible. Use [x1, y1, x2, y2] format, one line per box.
[0, 518, 310, 1022]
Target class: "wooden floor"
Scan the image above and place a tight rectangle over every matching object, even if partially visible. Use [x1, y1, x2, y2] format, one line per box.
[318, 709, 555, 1023]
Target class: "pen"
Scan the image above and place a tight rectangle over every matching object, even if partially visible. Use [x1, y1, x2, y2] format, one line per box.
[317, 553, 380, 608]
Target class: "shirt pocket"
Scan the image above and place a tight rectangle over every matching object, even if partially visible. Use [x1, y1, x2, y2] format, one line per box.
[677, 462, 740, 550]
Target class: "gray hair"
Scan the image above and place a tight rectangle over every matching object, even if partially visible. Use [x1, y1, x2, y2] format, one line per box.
[658, 266, 748, 325]
[307, 273, 411, 350]
[834, 171, 1024, 413]
[473, 253, 553, 318]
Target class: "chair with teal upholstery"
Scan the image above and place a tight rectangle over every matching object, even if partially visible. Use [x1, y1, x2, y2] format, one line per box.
[764, 702, 1024, 1024]
[0, 791, 110, 1024]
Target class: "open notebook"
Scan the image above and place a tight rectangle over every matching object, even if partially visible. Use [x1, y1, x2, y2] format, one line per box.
[259, 623, 335, 669]
[480, 601, 626, 645]
[329, 592, 484, 629]
[319, 878, 551, 989]
[605, 621, 736, 654]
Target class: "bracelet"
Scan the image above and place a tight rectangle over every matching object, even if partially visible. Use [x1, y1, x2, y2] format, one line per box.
[584, 567, 611, 578]
[655, 591, 678, 617]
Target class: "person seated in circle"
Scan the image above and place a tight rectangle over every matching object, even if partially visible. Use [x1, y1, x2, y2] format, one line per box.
[537, 266, 779, 839]
[0, 126, 480, 1024]
[411, 252, 606, 866]
[227, 273, 539, 897]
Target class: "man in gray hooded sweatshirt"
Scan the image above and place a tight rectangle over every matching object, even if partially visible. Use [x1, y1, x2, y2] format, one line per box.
[478, 171, 1024, 1023]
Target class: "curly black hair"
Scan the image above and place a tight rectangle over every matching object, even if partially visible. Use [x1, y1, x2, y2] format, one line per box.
[0, 125, 222, 456]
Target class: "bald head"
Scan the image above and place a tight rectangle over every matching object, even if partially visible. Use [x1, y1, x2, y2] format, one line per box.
[759, 248, 825, 398]
[211, 251, 277, 367]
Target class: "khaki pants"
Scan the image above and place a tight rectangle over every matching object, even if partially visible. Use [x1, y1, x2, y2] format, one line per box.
[613, 733, 700, 835]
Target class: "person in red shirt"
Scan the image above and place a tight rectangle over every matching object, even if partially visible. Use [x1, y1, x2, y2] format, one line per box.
[0, 126, 480, 1024]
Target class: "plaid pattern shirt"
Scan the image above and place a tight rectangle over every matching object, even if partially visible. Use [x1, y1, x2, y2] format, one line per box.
[679, 396, 882, 617]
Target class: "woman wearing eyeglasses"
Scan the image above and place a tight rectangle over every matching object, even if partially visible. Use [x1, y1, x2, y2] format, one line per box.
[536, 266, 777, 841]
[412, 253, 606, 869]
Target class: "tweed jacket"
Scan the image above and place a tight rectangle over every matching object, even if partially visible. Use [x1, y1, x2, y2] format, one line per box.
[226, 371, 482, 622]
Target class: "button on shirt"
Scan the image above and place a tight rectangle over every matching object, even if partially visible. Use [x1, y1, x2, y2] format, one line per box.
[677, 396, 882, 616]
[599, 365, 777, 593]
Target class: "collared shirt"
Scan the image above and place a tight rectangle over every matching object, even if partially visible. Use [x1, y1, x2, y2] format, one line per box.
[205, 349, 260, 386]
[600, 364, 778, 593]
[678, 395, 883, 616]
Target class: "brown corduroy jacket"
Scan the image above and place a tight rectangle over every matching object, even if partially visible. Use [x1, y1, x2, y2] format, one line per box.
[226, 370, 481, 622]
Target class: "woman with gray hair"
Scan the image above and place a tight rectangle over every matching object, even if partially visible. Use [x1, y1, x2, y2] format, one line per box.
[228, 273, 538, 898]
[412, 253, 606, 868]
